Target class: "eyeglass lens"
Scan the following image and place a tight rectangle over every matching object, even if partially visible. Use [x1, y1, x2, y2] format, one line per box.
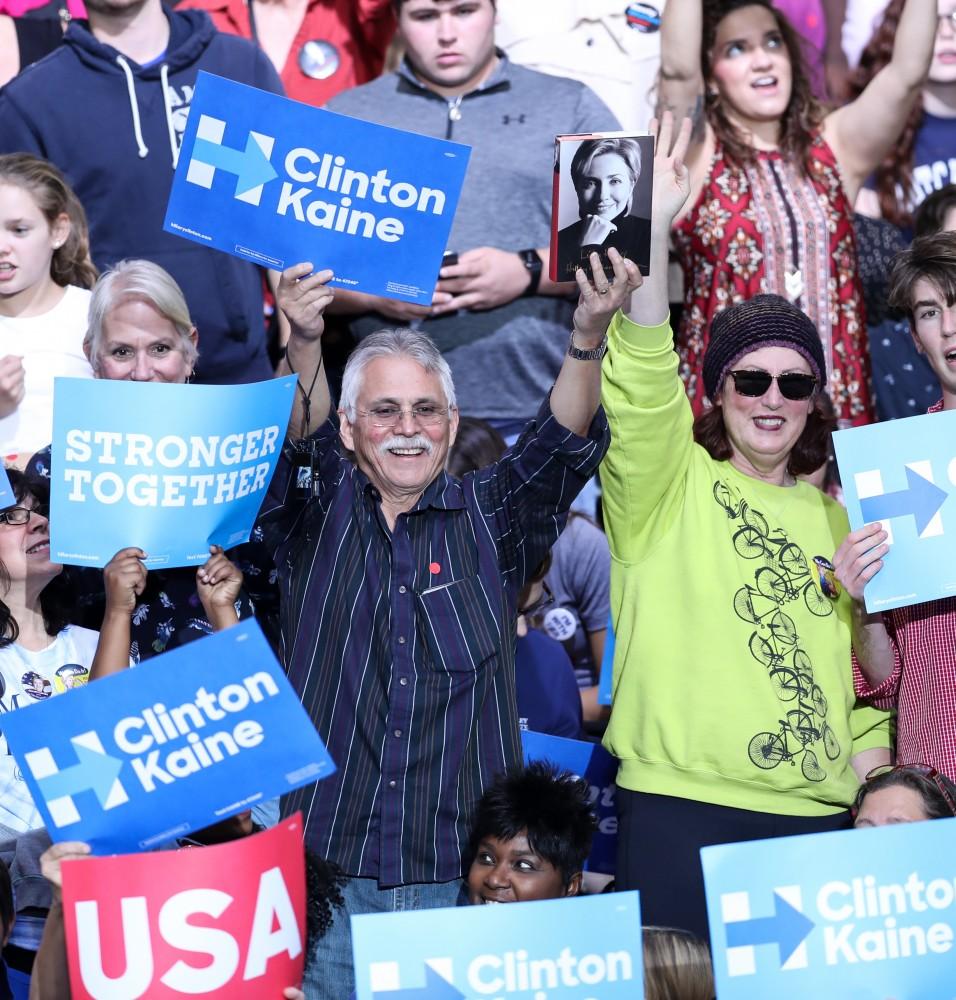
[366, 406, 446, 427]
[0, 503, 47, 525]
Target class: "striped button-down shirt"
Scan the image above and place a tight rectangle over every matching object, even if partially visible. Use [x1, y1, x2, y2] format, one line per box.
[259, 401, 608, 886]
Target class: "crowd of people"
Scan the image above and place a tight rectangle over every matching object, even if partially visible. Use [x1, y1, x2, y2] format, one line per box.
[0, 0, 955, 996]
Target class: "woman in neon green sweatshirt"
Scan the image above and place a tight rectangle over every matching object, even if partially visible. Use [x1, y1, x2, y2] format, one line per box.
[600, 114, 891, 940]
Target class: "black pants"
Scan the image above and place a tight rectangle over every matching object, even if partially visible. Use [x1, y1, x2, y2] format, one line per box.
[616, 787, 850, 941]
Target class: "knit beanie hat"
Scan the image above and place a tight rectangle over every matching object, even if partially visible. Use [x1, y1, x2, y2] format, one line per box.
[702, 295, 827, 401]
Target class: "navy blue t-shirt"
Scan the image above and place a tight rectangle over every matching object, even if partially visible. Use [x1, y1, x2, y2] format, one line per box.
[911, 111, 956, 207]
[515, 630, 583, 740]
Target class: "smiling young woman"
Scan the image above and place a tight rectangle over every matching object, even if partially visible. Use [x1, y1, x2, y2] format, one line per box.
[0, 471, 100, 838]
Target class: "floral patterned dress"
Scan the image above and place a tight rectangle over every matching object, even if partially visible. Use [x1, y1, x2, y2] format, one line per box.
[673, 133, 873, 427]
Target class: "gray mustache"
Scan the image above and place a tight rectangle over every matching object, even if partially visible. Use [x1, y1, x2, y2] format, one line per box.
[378, 434, 433, 455]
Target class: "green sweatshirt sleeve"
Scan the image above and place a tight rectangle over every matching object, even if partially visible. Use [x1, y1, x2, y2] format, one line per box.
[600, 311, 695, 564]
[848, 697, 894, 756]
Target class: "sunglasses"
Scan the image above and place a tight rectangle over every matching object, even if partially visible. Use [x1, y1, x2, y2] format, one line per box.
[865, 763, 956, 818]
[728, 369, 817, 400]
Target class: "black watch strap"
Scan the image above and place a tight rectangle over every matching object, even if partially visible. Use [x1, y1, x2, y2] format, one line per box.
[518, 248, 542, 297]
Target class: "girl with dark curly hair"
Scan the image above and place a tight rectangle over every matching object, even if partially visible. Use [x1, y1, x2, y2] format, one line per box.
[658, 0, 936, 428]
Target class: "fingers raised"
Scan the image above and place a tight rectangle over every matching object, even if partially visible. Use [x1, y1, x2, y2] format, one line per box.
[671, 116, 693, 166]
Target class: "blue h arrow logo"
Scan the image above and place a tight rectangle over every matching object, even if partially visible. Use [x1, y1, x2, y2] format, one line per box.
[725, 891, 815, 968]
[186, 114, 278, 206]
[25, 732, 128, 829]
[859, 466, 948, 536]
[373, 966, 463, 999]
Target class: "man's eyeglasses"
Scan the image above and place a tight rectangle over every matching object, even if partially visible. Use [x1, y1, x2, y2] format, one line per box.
[357, 404, 450, 428]
[865, 763, 956, 818]
[728, 370, 817, 401]
[0, 504, 47, 526]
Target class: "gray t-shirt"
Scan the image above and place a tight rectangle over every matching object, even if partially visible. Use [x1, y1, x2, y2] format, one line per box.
[541, 514, 611, 687]
[326, 55, 620, 423]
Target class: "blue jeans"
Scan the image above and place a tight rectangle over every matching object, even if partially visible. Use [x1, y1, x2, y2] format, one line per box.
[303, 877, 464, 1000]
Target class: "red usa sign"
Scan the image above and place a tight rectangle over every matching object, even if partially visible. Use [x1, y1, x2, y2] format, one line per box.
[63, 814, 306, 999]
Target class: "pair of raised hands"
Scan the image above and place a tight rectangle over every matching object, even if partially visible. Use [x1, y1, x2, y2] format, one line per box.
[103, 545, 242, 623]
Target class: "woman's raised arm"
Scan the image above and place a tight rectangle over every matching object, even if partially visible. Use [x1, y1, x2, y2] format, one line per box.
[824, 0, 937, 202]
[658, 0, 707, 128]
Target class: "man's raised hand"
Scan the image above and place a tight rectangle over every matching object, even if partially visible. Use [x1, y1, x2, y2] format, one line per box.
[572, 248, 642, 342]
[277, 263, 335, 342]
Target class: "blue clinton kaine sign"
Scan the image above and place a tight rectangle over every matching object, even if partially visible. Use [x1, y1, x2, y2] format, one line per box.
[165, 72, 471, 304]
[1, 621, 335, 853]
[703, 820, 956, 998]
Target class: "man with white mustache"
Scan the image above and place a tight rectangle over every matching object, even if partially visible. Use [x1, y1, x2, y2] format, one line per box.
[258, 246, 640, 997]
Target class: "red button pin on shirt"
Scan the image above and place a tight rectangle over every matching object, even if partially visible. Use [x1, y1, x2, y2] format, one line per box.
[429, 562, 441, 575]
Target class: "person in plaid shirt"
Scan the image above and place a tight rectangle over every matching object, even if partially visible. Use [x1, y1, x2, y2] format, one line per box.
[835, 231, 956, 780]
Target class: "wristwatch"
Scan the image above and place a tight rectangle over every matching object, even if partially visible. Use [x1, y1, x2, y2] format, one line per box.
[518, 248, 542, 297]
[567, 328, 608, 361]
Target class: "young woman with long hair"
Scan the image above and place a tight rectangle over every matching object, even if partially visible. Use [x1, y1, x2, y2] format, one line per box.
[0, 154, 96, 463]
[658, 0, 936, 427]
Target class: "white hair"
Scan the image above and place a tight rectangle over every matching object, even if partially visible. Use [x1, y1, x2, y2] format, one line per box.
[85, 259, 198, 372]
[339, 328, 457, 421]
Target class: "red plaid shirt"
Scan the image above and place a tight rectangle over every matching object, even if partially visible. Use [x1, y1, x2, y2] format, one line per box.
[852, 400, 956, 780]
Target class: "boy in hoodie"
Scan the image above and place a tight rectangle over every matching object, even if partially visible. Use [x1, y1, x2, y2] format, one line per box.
[0, 0, 283, 385]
